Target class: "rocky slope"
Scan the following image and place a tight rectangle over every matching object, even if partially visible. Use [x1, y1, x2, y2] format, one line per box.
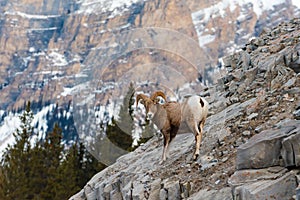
[70, 18, 300, 200]
[0, 0, 298, 109]
[0, 0, 298, 159]
[0, 0, 300, 172]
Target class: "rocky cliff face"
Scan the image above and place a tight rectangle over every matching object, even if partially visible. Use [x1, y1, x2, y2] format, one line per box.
[70, 18, 300, 200]
[0, 0, 300, 175]
[0, 0, 298, 150]
[0, 0, 298, 110]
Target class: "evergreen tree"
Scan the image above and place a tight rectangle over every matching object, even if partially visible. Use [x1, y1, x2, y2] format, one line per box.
[41, 123, 64, 199]
[27, 143, 47, 200]
[55, 142, 80, 199]
[0, 168, 6, 200]
[0, 101, 34, 199]
[0, 102, 106, 199]
[106, 83, 135, 151]
[138, 120, 156, 145]
[55, 141, 106, 199]
[78, 143, 106, 187]
[116, 82, 135, 133]
[106, 117, 133, 151]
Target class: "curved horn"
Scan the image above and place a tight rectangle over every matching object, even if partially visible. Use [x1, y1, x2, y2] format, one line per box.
[150, 91, 167, 102]
[136, 93, 150, 107]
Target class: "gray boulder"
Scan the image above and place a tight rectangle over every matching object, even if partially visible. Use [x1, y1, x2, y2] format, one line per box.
[281, 132, 300, 167]
[229, 167, 297, 200]
[187, 187, 232, 200]
[236, 120, 299, 170]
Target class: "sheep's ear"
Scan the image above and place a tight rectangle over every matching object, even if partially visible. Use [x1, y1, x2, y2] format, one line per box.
[154, 96, 165, 105]
[136, 93, 148, 107]
[136, 99, 144, 107]
[151, 91, 167, 102]
[158, 97, 166, 104]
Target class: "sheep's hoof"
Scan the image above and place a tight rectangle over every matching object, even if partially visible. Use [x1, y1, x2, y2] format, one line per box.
[159, 160, 165, 165]
[193, 153, 199, 161]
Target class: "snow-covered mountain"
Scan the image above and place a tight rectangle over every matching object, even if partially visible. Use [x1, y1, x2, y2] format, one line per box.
[0, 0, 299, 162]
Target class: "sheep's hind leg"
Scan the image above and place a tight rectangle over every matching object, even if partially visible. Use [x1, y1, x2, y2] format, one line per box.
[192, 121, 202, 161]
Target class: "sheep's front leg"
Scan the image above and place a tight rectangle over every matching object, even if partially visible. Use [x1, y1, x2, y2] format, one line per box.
[160, 131, 170, 164]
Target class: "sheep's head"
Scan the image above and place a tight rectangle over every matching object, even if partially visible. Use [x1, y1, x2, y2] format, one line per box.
[136, 91, 167, 120]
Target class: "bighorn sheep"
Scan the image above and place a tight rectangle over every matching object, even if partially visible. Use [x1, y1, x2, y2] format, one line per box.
[136, 91, 208, 162]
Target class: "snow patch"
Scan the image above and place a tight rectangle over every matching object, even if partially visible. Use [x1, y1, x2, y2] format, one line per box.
[0, 104, 56, 156]
[29, 47, 35, 53]
[292, 0, 300, 8]
[61, 82, 90, 97]
[199, 34, 216, 47]
[0, 112, 21, 155]
[47, 51, 68, 67]
[192, 0, 286, 48]
[28, 27, 59, 32]
[4, 11, 60, 19]
[76, 0, 146, 17]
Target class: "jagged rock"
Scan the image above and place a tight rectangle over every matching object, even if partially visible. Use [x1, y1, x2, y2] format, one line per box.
[251, 38, 265, 47]
[232, 68, 244, 80]
[260, 27, 272, 36]
[247, 113, 258, 120]
[71, 17, 300, 200]
[294, 109, 300, 120]
[229, 168, 297, 200]
[219, 74, 234, 84]
[237, 51, 251, 70]
[281, 132, 300, 167]
[201, 98, 256, 154]
[187, 187, 232, 200]
[160, 180, 181, 200]
[283, 77, 297, 89]
[242, 131, 251, 137]
[270, 43, 285, 53]
[228, 166, 288, 187]
[236, 120, 299, 170]
[131, 181, 145, 200]
[147, 179, 161, 200]
[222, 55, 234, 68]
[181, 182, 192, 199]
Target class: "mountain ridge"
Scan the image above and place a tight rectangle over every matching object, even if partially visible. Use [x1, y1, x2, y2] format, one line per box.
[70, 17, 300, 200]
[0, 0, 299, 163]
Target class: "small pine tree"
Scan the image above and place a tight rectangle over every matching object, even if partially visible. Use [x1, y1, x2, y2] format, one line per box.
[41, 123, 64, 199]
[55, 142, 81, 199]
[27, 143, 47, 199]
[139, 120, 156, 144]
[55, 141, 106, 199]
[78, 143, 106, 187]
[106, 83, 135, 151]
[0, 101, 34, 199]
[117, 82, 135, 133]
[0, 102, 107, 199]
[106, 117, 134, 151]
[130, 119, 155, 151]
[0, 168, 6, 200]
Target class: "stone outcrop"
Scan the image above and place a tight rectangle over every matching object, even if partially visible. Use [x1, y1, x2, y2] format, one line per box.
[70, 18, 300, 200]
[236, 120, 300, 170]
[1, 0, 300, 158]
[0, 0, 299, 111]
[229, 168, 298, 200]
